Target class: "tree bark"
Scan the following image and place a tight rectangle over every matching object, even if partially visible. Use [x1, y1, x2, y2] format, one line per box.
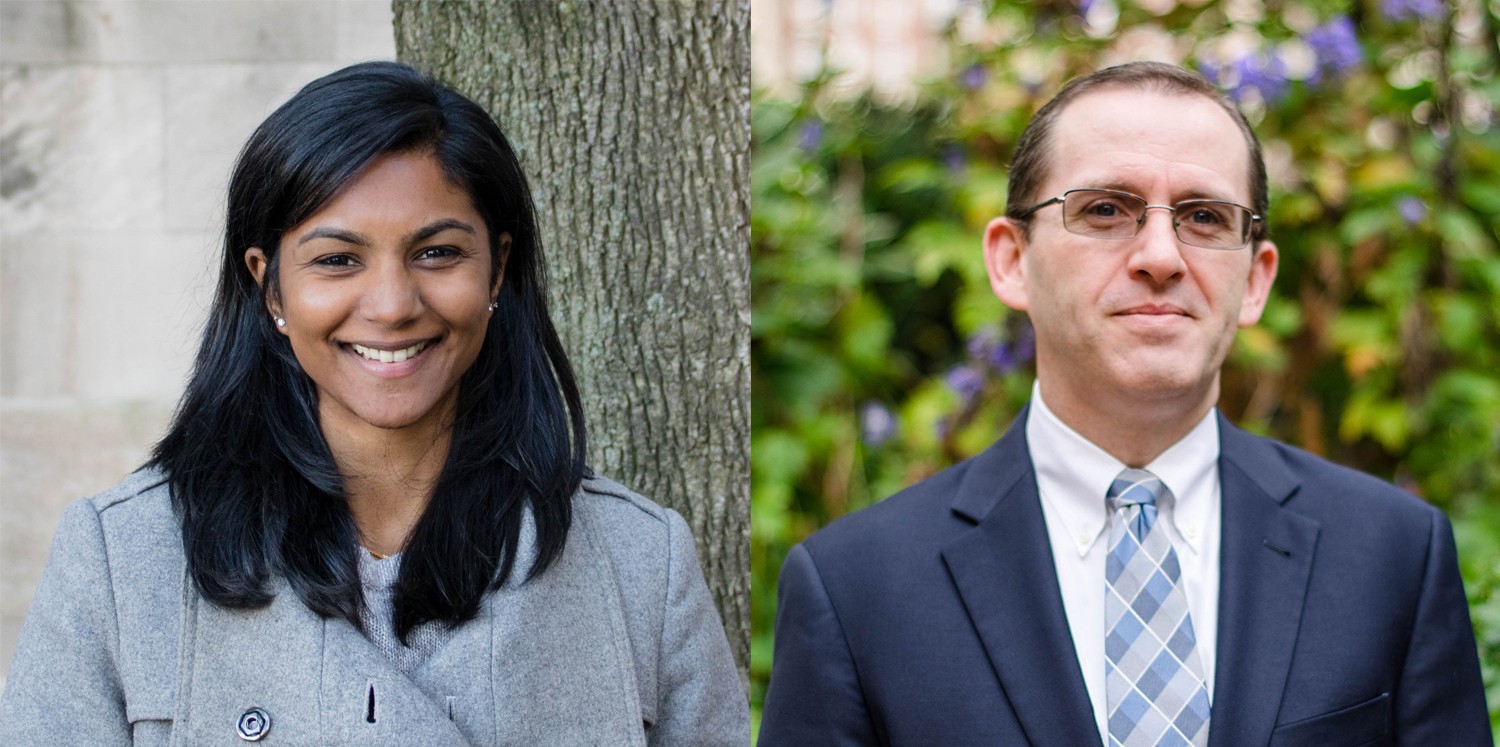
[393, 1, 750, 686]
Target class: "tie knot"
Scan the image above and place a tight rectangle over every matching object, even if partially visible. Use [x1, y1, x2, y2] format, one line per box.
[1107, 468, 1165, 511]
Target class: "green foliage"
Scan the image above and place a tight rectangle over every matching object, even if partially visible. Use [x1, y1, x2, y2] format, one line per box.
[751, 0, 1500, 737]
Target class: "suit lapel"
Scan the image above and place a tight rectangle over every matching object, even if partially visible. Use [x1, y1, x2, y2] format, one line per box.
[1207, 416, 1318, 747]
[941, 411, 1103, 747]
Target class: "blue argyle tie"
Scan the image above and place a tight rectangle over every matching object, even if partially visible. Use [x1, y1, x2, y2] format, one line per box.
[1105, 469, 1211, 747]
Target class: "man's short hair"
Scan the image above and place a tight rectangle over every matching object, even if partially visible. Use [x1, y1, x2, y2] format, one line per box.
[1004, 61, 1270, 242]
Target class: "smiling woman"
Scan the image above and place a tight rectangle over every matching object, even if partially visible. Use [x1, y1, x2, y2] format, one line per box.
[0, 62, 746, 745]
[243, 152, 508, 556]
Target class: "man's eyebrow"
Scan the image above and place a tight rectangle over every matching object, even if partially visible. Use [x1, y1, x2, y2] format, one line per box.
[1174, 188, 1237, 202]
[298, 227, 371, 246]
[407, 219, 477, 244]
[1086, 181, 1237, 203]
[1087, 180, 1144, 195]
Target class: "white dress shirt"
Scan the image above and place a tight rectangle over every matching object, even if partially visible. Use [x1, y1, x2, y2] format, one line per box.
[1025, 383, 1222, 745]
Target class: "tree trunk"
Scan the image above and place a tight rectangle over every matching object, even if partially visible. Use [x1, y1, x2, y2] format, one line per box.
[393, 1, 750, 687]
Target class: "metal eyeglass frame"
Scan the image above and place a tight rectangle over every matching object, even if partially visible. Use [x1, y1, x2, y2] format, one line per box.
[1014, 187, 1263, 250]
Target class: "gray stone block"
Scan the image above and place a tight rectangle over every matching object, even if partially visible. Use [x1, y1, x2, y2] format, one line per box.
[164, 62, 343, 233]
[1, 1, 342, 64]
[0, 64, 165, 234]
[0, 1, 105, 65]
[0, 233, 77, 399]
[336, 0, 396, 62]
[72, 230, 213, 399]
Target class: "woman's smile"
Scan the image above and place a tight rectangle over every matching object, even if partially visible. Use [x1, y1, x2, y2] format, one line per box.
[342, 337, 441, 378]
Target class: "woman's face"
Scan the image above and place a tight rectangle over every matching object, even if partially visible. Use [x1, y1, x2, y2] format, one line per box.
[246, 150, 504, 436]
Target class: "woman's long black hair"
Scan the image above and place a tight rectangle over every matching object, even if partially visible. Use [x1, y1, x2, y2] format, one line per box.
[151, 61, 587, 641]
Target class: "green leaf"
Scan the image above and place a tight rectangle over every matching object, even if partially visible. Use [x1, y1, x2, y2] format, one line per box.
[1461, 182, 1500, 215]
[839, 292, 894, 373]
[877, 158, 947, 194]
[1437, 209, 1491, 260]
[908, 221, 981, 286]
[1340, 207, 1389, 246]
[1339, 387, 1411, 451]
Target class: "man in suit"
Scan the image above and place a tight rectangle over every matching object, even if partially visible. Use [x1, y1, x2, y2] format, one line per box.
[759, 62, 1489, 746]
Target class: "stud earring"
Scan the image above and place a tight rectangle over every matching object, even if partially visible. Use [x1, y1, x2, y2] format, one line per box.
[275, 317, 286, 328]
[487, 302, 498, 312]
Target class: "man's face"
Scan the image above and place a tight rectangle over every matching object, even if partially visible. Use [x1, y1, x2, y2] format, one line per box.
[984, 87, 1278, 414]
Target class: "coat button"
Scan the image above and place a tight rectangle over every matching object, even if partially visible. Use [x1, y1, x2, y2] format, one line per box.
[236, 707, 271, 741]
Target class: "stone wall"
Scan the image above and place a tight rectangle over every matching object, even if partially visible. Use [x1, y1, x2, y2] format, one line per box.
[0, 0, 396, 688]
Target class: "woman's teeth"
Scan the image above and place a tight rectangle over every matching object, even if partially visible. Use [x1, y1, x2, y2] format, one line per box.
[351, 341, 428, 363]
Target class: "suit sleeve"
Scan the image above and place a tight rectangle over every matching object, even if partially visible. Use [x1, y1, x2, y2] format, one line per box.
[0, 499, 131, 746]
[648, 508, 749, 746]
[758, 543, 879, 746]
[1392, 507, 1490, 744]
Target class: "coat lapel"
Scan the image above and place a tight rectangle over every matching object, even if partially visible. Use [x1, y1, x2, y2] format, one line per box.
[318, 613, 474, 745]
[174, 502, 644, 745]
[420, 503, 646, 746]
[940, 411, 1103, 747]
[1207, 416, 1318, 747]
[174, 577, 472, 746]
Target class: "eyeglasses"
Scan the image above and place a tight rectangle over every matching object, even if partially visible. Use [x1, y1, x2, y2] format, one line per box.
[1015, 188, 1261, 250]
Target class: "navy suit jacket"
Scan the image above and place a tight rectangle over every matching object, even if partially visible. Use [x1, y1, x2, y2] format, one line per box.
[760, 409, 1489, 746]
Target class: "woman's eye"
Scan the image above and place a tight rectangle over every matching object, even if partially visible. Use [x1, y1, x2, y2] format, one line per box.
[418, 246, 460, 261]
[316, 254, 355, 267]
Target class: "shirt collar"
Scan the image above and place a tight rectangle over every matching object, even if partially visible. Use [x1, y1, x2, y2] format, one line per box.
[1025, 381, 1219, 556]
[1143, 401, 1219, 553]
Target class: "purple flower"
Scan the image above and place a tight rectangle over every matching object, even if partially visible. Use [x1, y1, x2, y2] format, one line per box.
[966, 329, 999, 362]
[1381, 0, 1443, 22]
[945, 364, 986, 402]
[1079, 0, 1095, 17]
[798, 120, 823, 152]
[1007, 321, 1037, 368]
[1305, 18, 1362, 81]
[985, 322, 1035, 373]
[1398, 195, 1427, 224]
[960, 63, 987, 90]
[1197, 59, 1223, 86]
[1230, 52, 1290, 103]
[860, 401, 899, 447]
[990, 344, 1018, 374]
[966, 323, 1036, 375]
[943, 145, 967, 173]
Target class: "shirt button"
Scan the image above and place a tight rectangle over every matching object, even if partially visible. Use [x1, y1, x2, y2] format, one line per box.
[236, 707, 271, 741]
[1076, 533, 1090, 546]
[1184, 527, 1199, 539]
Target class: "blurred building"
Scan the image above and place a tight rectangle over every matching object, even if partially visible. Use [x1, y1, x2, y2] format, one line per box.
[752, 0, 955, 100]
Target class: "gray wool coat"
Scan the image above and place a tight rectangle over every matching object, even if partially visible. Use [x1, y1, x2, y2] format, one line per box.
[0, 469, 747, 746]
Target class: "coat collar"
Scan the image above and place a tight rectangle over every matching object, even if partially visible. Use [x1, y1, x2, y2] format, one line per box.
[171, 505, 646, 746]
[940, 407, 1105, 747]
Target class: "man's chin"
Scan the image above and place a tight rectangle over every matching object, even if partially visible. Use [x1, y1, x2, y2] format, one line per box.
[1107, 365, 1216, 405]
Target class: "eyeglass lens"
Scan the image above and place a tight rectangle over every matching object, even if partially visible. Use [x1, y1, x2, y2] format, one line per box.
[1061, 189, 1251, 248]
